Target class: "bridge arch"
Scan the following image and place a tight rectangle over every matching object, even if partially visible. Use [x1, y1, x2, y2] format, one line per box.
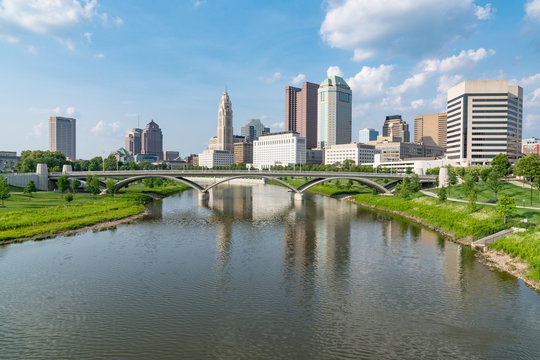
[112, 175, 205, 194]
[297, 177, 391, 194]
[203, 175, 300, 193]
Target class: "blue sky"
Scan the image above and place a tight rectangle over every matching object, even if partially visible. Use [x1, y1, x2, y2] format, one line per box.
[1, 0, 540, 159]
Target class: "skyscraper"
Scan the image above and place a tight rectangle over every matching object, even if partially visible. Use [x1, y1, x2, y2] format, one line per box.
[240, 119, 270, 142]
[296, 82, 319, 149]
[49, 116, 76, 159]
[414, 113, 447, 147]
[446, 80, 523, 165]
[317, 76, 352, 148]
[142, 120, 163, 160]
[382, 115, 410, 142]
[217, 92, 234, 154]
[285, 86, 301, 133]
[125, 128, 142, 155]
[358, 128, 379, 143]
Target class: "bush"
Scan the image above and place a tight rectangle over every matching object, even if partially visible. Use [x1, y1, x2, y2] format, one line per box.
[64, 193, 74, 202]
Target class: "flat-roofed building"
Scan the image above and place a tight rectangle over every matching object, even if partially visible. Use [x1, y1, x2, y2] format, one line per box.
[0, 151, 20, 171]
[359, 128, 379, 144]
[198, 149, 235, 168]
[234, 142, 253, 164]
[125, 128, 142, 155]
[522, 137, 540, 157]
[324, 143, 376, 165]
[446, 80, 523, 166]
[49, 116, 76, 159]
[414, 112, 447, 147]
[382, 115, 410, 143]
[163, 151, 180, 161]
[253, 132, 306, 169]
[368, 136, 444, 163]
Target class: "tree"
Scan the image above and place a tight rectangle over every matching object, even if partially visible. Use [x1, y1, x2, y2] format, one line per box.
[57, 175, 69, 195]
[515, 154, 540, 206]
[448, 169, 457, 195]
[14, 150, 68, 173]
[534, 179, 540, 199]
[410, 174, 421, 192]
[486, 170, 504, 201]
[495, 195, 516, 225]
[24, 180, 36, 198]
[104, 154, 118, 171]
[463, 174, 478, 210]
[0, 176, 10, 207]
[106, 179, 117, 196]
[491, 153, 512, 176]
[438, 186, 447, 202]
[86, 175, 101, 198]
[406, 167, 413, 174]
[143, 178, 155, 188]
[88, 157, 103, 171]
[71, 179, 81, 195]
[396, 177, 412, 199]
[479, 166, 492, 182]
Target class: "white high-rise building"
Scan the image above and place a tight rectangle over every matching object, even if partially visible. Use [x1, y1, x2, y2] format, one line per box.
[253, 132, 306, 169]
[317, 76, 352, 148]
[49, 116, 76, 160]
[324, 143, 376, 165]
[446, 80, 523, 166]
[198, 149, 235, 168]
[217, 92, 234, 153]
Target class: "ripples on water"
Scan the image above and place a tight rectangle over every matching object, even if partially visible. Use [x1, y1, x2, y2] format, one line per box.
[0, 184, 539, 359]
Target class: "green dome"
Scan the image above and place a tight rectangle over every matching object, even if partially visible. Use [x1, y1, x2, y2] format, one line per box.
[321, 75, 350, 89]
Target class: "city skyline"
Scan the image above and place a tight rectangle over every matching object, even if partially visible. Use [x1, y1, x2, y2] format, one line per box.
[2, 0, 540, 159]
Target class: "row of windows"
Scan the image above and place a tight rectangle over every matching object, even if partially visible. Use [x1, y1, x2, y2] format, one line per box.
[338, 91, 351, 103]
[472, 110, 508, 113]
[472, 104, 507, 108]
[471, 98, 508, 102]
[471, 116, 509, 119]
[472, 126, 507, 130]
[472, 132, 507, 135]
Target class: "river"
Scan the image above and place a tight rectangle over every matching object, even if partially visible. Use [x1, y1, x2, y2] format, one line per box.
[1, 184, 539, 359]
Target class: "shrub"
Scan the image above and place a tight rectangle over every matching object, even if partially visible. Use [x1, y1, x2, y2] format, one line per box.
[64, 193, 74, 202]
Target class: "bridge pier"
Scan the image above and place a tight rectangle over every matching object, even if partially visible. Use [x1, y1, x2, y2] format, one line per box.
[198, 191, 210, 202]
[293, 192, 304, 202]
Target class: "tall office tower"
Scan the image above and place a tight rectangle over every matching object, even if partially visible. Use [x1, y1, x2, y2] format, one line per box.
[125, 128, 142, 155]
[240, 119, 270, 142]
[142, 120, 163, 160]
[382, 115, 410, 142]
[285, 86, 301, 132]
[446, 80, 523, 165]
[217, 92, 234, 153]
[317, 76, 352, 148]
[359, 128, 379, 143]
[296, 82, 319, 149]
[49, 116, 76, 159]
[414, 113, 447, 147]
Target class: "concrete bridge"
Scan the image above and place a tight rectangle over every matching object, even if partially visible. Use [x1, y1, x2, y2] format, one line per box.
[3, 164, 440, 201]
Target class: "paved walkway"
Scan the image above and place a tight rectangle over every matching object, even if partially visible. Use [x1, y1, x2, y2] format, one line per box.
[420, 190, 540, 210]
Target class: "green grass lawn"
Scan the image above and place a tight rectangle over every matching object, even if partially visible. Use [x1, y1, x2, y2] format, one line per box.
[490, 230, 540, 282]
[271, 178, 375, 196]
[446, 181, 540, 208]
[0, 189, 104, 213]
[122, 183, 191, 196]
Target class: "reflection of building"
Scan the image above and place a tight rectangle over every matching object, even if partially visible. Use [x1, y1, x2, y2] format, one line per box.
[324, 143, 376, 165]
[414, 113, 447, 147]
[317, 76, 352, 148]
[446, 80, 523, 165]
[382, 115, 410, 143]
[49, 116, 76, 159]
[253, 132, 306, 169]
[240, 119, 270, 142]
[142, 120, 163, 160]
[125, 128, 142, 155]
[198, 149, 234, 168]
[359, 128, 379, 144]
[522, 137, 540, 157]
[0, 151, 20, 171]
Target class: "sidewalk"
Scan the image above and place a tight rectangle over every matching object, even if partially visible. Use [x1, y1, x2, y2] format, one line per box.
[420, 190, 540, 210]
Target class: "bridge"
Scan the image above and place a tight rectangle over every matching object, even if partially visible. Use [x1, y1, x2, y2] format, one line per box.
[3, 164, 440, 201]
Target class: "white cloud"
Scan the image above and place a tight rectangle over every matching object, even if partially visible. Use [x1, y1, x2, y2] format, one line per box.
[91, 120, 121, 135]
[326, 65, 343, 77]
[410, 99, 425, 109]
[0, 33, 19, 43]
[269, 121, 284, 130]
[113, 16, 123, 27]
[516, 73, 540, 89]
[193, 0, 207, 7]
[352, 48, 375, 62]
[27, 106, 78, 117]
[525, 113, 540, 129]
[320, 0, 479, 58]
[27, 44, 36, 53]
[475, 4, 495, 20]
[27, 121, 46, 138]
[525, 0, 540, 21]
[83, 32, 92, 43]
[265, 72, 283, 83]
[94, 53, 105, 58]
[346, 64, 394, 97]
[292, 73, 306, 85]
[0, 0, 98, 34]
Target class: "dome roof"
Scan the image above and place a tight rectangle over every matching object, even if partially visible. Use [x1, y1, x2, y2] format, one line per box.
[320, 75, 350, 89]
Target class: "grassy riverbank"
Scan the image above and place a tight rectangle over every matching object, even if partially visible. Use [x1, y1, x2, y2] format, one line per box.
[489, 230, 540, 280]
[0, 182, 192, 243]
[447, 181, 540, 208]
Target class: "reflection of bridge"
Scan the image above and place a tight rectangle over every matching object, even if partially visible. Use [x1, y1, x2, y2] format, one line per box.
[47, 168, 437, 201]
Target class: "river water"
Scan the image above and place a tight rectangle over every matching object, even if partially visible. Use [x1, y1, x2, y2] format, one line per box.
[1, 184, 539, 359]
